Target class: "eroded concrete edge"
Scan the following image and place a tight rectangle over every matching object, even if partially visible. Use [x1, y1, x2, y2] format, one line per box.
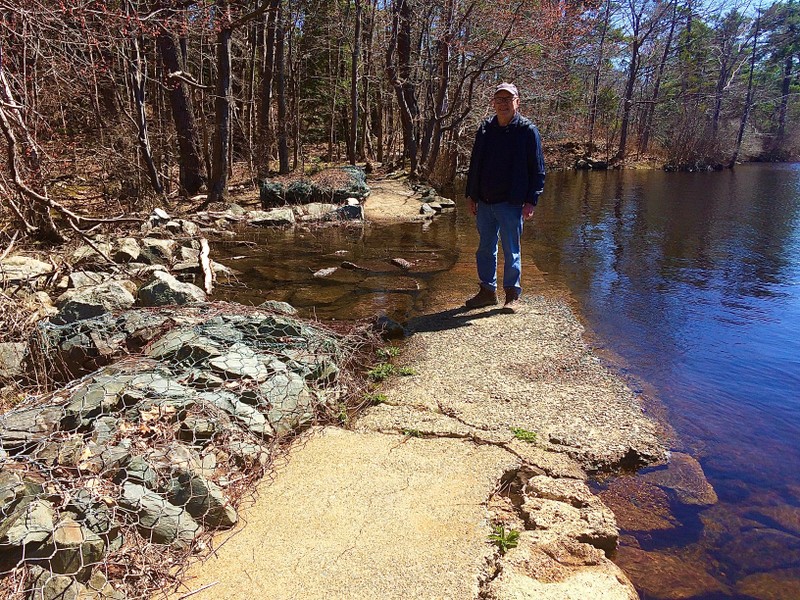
[356, 294, 667, 599]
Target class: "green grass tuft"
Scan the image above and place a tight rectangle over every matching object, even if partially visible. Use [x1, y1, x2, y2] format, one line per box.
[510, 427, 537, 443]
[488, 525, 520, 554]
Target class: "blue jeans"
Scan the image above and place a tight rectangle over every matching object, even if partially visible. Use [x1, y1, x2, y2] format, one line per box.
[475, 201, 524, 294]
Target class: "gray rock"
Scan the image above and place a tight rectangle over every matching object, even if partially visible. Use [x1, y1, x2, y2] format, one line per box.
[0, 471, 44, 521]
[78, 443, 131, 476]
[435, 197, 456, 209]
[258, 300, 298, 315]
[71, 242, 112, 268]
[0, 498, 55, 546]
[119, 483, 201, 547]
[141, 238, 177, 263]
[91, 416, 119, 445]
[334, 204, 364, 220]
[85, 570, 125, 600]
[165, 220, 182, 233]
[63, 377, 129, 426]
[152, 208, 170, 221]
[164, 472, 237, 529]
[228, 441, 270, 468]
[313, 267, 338, 278]
[112, 237, 141, 263]
[428, 202, 443, 212]
[178, 369, 226, 389]
[115, 455, 159, 489]
[294, 202, 339, 221]
[138, 271, 207, 306]
[145, 443, 210, 479]
[420, 203, 436, 216]
[180, 220, 201, 236]
[46, 514, 106, 576]
[195, 318, 245, 344]
[53, 281, 135, 324]
[208, 343, 270, 381]
[260, 372, 314, 434]
[179, 415, 217, 442]
[67, 271, 113, 289]
[146, 328, 223, 363]
[27, 565, 88, 600]
[0, 342, 26, 380]
[0, 255, 54, 283]
[389, 258, 412, 270]
[257, 315, 314, 339]
[248, 208, 296, 227]
[66, 489, 119, 541]
[0, 405, 63, 448]
[198, 391, 273, 437]
[179, 246, 201, 262]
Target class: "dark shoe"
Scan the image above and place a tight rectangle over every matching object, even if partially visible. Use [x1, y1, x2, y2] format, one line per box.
[465, 286, 498, 309]
[503, 288, 521, 313]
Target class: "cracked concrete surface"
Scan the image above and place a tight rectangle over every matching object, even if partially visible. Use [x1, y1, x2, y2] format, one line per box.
[174, 295, 665, 599]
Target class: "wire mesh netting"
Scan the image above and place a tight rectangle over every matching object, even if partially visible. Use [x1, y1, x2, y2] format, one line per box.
[0, 302, 376, 599]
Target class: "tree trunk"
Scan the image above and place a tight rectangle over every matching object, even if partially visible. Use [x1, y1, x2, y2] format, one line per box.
[276, 2, 289, 174]
[588, 0, 611, 149]
[420, 0, 456, 178]
[640, 0, 676, 153]
[777, 53, 793, 142]
[257, 0, 280, 178]
[386, 0, 418, 176]
[348, 0, 362, 165]
[731, 12, 761, 167]
[616, 38, 640, 162]
[129, 36, 163, 195]
[157, 29, 205, 195]
[208, 21, 232, 203]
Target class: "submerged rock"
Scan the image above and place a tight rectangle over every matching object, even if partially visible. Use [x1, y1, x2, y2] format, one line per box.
[641, 452, 718, 506]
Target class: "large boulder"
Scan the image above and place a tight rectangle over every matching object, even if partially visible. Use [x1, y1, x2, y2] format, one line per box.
[247, 208, 296, 227]
[0, 255, 53, 284]
[259, 167, 370, 208]
[53, 280, 136, 324]
[138, 271, 206, 306]
[164, 471, 237, 529]
[118, 483, 201, 548]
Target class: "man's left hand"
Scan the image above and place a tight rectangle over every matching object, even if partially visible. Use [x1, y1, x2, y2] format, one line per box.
[522, 203, 535, 220]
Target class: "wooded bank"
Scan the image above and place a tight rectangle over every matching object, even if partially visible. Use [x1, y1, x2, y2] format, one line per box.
[1, 0, 798, 244]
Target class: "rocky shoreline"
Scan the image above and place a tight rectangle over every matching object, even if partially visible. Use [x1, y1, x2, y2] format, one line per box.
[1, 174, 676, 599]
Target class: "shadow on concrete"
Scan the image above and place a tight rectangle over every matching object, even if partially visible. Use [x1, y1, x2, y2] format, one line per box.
[406, 305, 505, 334]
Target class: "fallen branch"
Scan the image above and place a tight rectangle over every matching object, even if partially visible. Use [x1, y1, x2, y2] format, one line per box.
[199, 237, 213, 294]
[0, 230, 18, 262]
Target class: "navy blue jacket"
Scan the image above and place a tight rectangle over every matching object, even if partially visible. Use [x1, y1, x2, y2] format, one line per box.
[465, 113, 545, 205]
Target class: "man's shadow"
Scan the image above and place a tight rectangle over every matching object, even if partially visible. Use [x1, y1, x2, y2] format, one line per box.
[405, 305, 505, 335]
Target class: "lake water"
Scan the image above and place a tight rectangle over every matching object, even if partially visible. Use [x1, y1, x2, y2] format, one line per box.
[215, 163, 800, 599]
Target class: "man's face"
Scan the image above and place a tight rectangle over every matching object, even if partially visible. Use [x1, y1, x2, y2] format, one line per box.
[492, 92, 518, 119]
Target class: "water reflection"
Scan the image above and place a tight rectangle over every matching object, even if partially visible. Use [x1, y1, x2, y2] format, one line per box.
[213, 216, 461, 321]
[532, 165, 800, 599]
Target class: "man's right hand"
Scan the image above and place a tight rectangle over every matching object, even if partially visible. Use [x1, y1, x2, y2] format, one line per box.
[468, 198, 477, 216]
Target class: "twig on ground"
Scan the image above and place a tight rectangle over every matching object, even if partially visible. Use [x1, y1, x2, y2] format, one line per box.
[178, 581, 219, 599]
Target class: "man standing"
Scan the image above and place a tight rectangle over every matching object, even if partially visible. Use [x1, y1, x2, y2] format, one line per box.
[464, 83, 545, 313]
